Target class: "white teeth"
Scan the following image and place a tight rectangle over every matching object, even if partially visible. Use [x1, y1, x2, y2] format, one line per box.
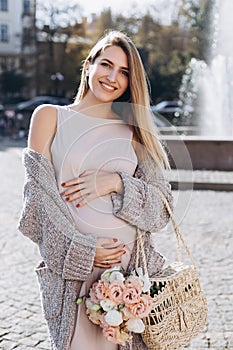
[101, 82, 115, 91]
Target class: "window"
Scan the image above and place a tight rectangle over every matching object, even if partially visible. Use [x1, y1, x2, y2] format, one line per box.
[0, 24, 8, 42]
[23, 0, 30, 14]
[0, 0, 8, 11]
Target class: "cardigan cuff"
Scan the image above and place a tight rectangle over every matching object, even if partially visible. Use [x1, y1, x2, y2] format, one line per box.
[111, 171, 144, 223]
[62, 233, 96, 281]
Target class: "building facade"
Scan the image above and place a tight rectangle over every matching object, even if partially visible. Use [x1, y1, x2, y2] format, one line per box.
[0, 0, 36, 99]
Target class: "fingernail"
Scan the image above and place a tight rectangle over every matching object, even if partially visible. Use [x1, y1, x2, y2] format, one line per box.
[66, 197, 70, 202]
[123, 250, 126, 254]
[117, 260, 121, 263]
[123, 244, 125, 248]
[76, 203, 80, 208]
[61, 182, 66, 187]
[113, 238, 118, 242]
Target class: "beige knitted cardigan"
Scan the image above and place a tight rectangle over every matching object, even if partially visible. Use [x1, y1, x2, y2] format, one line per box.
[18, 148, 173, 350]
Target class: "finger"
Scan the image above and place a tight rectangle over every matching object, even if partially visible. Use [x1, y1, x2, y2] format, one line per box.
[61, 184, 85, 197]
[104, 249, 126, 260]
[102, 244, 126, 254]
[61, 179, 78, 187]
[61, 176, 86, 188]
[97, 238, 119, 248]
[103, 256, 123, 264]
[63, 188, 89, 203]
[99, 248, 126, 263]
[76, 193, 97, 207]
[94, 258, 112, 268]
[94, 258, 122, 268]
[94, 263, 112, 268]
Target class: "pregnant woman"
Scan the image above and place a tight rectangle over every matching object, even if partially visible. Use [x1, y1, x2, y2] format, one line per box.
[18, 30, 173, 350]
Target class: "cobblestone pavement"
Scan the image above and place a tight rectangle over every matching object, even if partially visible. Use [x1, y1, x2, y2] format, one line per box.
[0, 139, 233, 349]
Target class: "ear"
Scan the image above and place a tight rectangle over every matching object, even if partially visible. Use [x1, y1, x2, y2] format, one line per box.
[84, 60, 90, 76]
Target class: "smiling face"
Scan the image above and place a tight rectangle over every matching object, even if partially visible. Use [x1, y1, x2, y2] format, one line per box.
[85, 45, 129, 104]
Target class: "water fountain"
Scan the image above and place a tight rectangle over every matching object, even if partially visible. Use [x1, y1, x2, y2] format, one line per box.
[165, 0, 233, 171]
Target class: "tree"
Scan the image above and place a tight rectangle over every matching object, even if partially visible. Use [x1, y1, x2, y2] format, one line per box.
[96, 9, 114, 36]
[177, 0, 215, 61]
[35, 1, 85, 96]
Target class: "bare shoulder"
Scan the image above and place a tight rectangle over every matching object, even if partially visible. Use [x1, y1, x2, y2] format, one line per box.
[28, 104, 58, 160]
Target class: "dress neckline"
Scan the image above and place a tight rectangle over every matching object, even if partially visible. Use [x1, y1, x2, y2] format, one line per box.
[64, 105, 124, 122]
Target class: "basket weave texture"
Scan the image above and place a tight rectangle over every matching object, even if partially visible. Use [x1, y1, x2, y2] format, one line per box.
[142, 263, 207, 350]
[136, 186, 208, 350]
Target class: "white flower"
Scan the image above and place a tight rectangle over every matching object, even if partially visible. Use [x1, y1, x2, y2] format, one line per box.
[85, 298, 94, 309]
[85, 298, 101, 311]
[126, 275, 143, 287]
[101, 265, 121, 282]
[109, 271, 125, 283]
[135, 267, 151, 293]
[126, 318, 145, 333]
[100, 299, 116, 311]
[105, 310, 123, 326]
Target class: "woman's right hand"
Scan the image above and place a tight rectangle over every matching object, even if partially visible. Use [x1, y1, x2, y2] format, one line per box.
[94, 238, 126, 268]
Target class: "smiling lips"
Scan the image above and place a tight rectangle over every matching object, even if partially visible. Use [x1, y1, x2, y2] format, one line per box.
[100, 81, 117, 92]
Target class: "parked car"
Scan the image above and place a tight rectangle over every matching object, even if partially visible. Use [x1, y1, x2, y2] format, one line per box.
[4, 95, 71, 138]
[151, 100, 193, 124]
[2, 96, 26, 108]
[5, 95, 70, 117]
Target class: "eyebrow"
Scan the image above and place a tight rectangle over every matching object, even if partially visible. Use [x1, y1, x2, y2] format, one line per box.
[100, 58, 129, 71]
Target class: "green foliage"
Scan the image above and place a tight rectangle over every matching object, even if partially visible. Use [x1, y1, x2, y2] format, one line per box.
[31, 1, 214, 103]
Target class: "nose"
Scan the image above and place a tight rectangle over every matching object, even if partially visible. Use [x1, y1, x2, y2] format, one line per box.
[107, 68, 117, 82]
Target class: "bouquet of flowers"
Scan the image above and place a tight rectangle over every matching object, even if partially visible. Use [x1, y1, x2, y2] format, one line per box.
[77, 265, 154, 346]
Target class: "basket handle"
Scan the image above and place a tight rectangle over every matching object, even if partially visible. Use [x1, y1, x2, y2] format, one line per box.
[135, 185, 196, 273]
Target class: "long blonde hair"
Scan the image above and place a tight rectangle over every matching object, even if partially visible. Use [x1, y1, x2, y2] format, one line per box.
[75, 30, 170, 170]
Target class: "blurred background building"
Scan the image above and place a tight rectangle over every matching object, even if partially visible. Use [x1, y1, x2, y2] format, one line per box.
[0, 0, 36, 100]
[0, 0, 216, 137]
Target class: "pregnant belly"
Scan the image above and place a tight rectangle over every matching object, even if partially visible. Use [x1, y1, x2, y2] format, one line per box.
[68, 195, 136, 246]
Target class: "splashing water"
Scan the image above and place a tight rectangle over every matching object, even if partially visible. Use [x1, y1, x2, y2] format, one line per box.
[180, 0, 233, 137]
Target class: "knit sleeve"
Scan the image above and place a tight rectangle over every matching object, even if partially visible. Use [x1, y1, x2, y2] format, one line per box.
[111, 160, 173, 232]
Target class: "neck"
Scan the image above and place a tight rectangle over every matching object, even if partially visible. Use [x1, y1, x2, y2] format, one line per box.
[71, 95, 116, 119]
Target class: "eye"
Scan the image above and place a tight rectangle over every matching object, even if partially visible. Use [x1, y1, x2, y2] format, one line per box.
[121, 70, 129, 77]
[101, 62, 111, 68]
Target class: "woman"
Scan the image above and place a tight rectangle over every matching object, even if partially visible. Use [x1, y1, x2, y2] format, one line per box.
[18, 30, 173, 350]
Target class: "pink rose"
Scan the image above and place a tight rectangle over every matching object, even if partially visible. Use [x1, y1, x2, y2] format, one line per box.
[102, 326, 131, 345]
[108, 280, 125, 304]
[90, 279, 109, 304]
[123, 285, 141, 305]
[102, 326, 121, 344]
[127, 294, 153, 318]
[125, 280, 143, 294]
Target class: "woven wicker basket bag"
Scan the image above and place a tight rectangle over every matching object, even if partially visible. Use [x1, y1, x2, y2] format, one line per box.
[136, 187, 208, 350]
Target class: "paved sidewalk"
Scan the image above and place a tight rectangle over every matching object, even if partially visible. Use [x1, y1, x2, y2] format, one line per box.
[0, 140, 233, 349]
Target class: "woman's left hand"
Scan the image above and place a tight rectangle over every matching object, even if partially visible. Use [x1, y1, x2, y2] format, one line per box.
[61, 169, 123, 208]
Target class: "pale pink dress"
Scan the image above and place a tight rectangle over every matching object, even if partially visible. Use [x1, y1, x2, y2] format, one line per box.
[51, 106, 138, 350]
